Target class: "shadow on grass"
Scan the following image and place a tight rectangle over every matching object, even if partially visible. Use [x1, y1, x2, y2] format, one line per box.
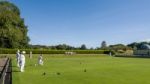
[11, 66, 17, 68]
[12, 70, 20, 73]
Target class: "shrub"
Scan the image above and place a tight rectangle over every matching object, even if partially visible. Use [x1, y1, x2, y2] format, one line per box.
[0, 48, 115, 55]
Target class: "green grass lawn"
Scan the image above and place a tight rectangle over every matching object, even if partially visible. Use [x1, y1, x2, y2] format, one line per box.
[11, 54, 150, 84]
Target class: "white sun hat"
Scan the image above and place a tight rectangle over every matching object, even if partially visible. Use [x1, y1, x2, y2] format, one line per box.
[22, 51, 26, 54]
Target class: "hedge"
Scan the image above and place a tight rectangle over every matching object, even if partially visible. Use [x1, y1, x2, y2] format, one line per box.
[0, 49, 115, 55]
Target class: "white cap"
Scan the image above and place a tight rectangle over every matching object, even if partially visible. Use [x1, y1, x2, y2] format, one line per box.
[22, 51, 26, 54]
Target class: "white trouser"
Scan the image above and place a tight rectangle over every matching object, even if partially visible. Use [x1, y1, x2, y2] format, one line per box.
[38, 60, 43, 65]
[20, 60, 25, 72]
[17, 58, 20, 67]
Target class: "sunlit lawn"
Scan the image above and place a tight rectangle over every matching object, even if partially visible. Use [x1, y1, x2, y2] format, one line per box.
[11, 54, 150, 84]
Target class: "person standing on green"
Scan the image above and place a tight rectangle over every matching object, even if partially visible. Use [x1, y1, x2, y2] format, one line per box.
[16, 50, 20, 67]
[20, 51, 26, 72]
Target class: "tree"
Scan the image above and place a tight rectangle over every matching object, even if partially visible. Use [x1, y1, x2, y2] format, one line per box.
[80, 44, 87, 50]
[101, 41, 107, 49]
[109, 44, 132, 51]
[56, 44, 67, 50]
[127, 42, 139, 49]
[0, 1, 30, 48]
[127, 42, 150, 50]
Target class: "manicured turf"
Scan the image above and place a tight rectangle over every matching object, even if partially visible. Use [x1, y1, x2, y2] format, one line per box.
[11, 54, 150, 84]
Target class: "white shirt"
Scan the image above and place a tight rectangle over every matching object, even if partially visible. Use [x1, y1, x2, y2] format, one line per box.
[16, 52, 20, 59]
[20, 54, 25, 62]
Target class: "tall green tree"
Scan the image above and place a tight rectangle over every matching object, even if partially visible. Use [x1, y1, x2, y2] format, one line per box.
[80, 44, 87, 50]
[0, 1, 29, 48]
[101, 41, 107, 49]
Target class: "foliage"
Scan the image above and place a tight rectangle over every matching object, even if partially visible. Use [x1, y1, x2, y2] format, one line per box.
[0, 1, 29, 48]
[80, 44, 87, 50]
[127, 42, 150, 50]
[0, 48, 115, 55]
[101, 41, 107, 49]
[109, 44, 132, 51]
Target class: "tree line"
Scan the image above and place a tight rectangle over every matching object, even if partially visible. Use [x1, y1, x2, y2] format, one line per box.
[27, 41, 150, 51]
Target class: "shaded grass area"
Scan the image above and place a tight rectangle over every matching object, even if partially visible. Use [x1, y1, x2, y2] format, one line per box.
[11, 54, 150, 84]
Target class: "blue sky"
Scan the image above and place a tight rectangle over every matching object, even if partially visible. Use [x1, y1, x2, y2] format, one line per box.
[10, 0, 150, 48]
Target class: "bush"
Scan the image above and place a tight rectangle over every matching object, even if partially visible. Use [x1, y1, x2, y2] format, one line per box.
[0, 48, 115, 55]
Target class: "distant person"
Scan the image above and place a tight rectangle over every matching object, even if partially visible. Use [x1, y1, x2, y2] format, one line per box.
[109, 51, 112, 56]
[29, 51, 32, 59]
[20, 51, 26, 72]
[16, 50, 20, 67]
[38, 54, 43, 65]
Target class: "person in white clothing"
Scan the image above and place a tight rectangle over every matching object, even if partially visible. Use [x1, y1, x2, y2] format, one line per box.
[38, 54, 43, 65]
[16, 50, 20, 67]
[109, 51, 112, 56]
[29, 51, 32, 59]
[20, 51, 26, 72]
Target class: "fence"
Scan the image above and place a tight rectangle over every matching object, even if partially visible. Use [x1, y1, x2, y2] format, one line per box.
[0, 58, 12, 84]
